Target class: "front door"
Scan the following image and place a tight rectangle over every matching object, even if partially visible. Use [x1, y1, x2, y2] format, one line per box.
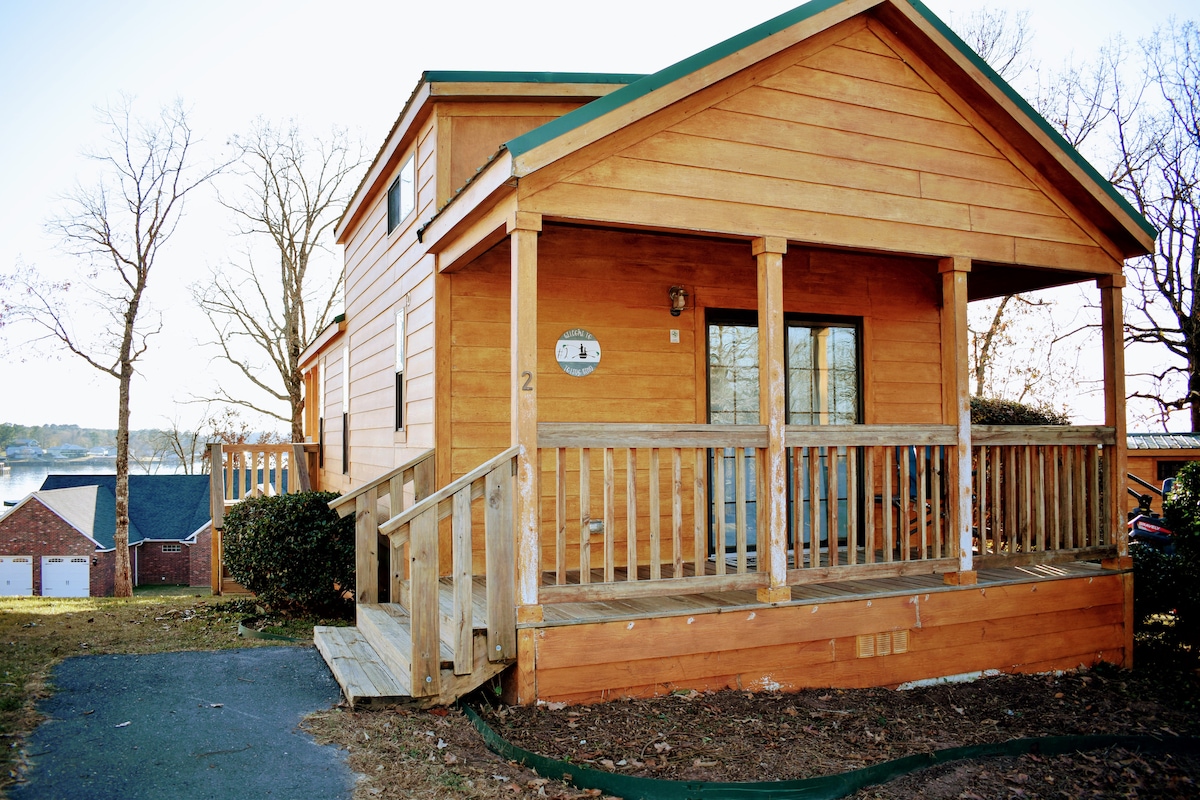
[707, 313, 861, 556]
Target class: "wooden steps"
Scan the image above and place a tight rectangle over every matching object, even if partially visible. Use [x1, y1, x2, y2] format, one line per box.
[315, 600, 510, 708]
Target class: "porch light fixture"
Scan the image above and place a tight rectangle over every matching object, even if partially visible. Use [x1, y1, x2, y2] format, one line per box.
[669, 285, 688, 316]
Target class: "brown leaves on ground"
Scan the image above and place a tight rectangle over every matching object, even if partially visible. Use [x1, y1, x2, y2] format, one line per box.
[309, 663, 1200, 799]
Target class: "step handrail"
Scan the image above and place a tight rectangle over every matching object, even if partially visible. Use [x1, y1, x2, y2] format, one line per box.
[329, 449, 435, 518]
[380, 446, 520, 537]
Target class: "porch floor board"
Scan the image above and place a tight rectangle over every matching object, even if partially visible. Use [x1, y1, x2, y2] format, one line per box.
[525, 560, 1115, 629]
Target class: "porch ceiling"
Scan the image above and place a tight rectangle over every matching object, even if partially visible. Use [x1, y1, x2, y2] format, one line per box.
[967, 262, 1103, 302]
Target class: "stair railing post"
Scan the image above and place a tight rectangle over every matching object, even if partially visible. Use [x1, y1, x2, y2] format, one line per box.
[410, 504, 441, 697]
[355, 487, 378, 604]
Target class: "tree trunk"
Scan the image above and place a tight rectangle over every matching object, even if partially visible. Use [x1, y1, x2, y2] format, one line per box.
[113, 364, 134, 597]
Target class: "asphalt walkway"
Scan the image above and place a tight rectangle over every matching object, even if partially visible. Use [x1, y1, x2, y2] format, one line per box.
[11, 647, 354, 800]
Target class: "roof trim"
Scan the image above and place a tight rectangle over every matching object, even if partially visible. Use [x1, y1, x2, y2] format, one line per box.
[422, 70, 645, 85]
[502, 0, 1154, 246]
[901, 0, 1156, 243]
[300, 315, 348, 369]
[505, 0, 851, 159]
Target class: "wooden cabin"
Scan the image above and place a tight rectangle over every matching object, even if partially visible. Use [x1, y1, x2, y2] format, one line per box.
[301, 0, 1155, 708]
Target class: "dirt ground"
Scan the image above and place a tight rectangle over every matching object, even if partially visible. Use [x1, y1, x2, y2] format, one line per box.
[306, 635, 1200, 800]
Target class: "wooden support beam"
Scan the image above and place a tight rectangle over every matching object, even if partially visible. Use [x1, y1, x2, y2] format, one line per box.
[509, 211, 541, 612]
[1099, 276, 1128, 559]
[939, 257, 973, 574]
[1100, 274, 1133, 670]
[753, 236, 790, 603]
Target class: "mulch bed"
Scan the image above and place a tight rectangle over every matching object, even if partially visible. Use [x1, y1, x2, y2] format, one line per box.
[472, 663, 1200, 797]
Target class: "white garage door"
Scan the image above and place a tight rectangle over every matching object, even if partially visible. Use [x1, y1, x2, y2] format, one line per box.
[0, 556, 33, 596]
[41, 556, 90, 597]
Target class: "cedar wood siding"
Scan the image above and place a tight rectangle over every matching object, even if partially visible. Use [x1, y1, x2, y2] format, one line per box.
[339, 103, 592, 496]
[520, 21, 1124, 275]
[448, 227, 943, 571]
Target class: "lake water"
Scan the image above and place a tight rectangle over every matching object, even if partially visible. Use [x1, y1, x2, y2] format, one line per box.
[0, 461, 197, 507]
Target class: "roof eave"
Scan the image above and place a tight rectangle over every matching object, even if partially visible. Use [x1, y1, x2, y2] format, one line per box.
[300, 315, 348, 368]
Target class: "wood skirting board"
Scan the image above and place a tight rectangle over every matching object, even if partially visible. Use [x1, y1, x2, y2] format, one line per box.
[524, 572, 1127, 705]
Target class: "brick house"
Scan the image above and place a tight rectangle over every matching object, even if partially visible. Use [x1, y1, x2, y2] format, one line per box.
[0, 475, 211, 597]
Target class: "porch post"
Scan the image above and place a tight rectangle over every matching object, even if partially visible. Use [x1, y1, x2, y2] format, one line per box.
[939, 257, 975, 583]
[508, 212, 543, 620]
[1099, 275, 1130, 560]
[1098, 274, 1133, 669]
[753, 237, 790, 603]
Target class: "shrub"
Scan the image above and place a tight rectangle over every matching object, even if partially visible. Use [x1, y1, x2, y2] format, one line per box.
[1137, 462, 1200, 642]
[1163, 461, 1200, 545]
[970, 397, 1071, 426]
[221, 491, 354, 616]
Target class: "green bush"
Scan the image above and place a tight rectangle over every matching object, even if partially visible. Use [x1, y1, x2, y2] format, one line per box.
[970, 397, 1071, 426]
[221, 491, 354, 616]
[1163, 461, 1200, 545]
[1136, 462, 1200, 642]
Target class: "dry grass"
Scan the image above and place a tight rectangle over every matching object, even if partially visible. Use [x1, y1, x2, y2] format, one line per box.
[0, 594, 308, 791]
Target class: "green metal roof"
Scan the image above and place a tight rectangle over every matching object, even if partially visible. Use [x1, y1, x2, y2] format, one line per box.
[503, 0, 1156, 243]
[423, 70, 646, 85]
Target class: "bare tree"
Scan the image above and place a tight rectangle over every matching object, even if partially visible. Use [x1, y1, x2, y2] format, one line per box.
[1104, 23, 1200, 429]
[0, 100, 220, 596]
[952, 5, 1037, 84]
[194, 122, 364, 440]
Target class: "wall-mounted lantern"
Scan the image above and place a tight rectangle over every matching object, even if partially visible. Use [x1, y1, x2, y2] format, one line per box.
[669, 285, 688, 316]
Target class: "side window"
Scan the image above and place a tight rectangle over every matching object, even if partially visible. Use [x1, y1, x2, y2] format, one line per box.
[395, 307, 406, 431]
[342, 345, 350, 475]
[387, 155, 416, 233]
[318, 356, 326, 469]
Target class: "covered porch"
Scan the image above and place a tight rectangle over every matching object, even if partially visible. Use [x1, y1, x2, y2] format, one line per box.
[316, 221, 1133, 707]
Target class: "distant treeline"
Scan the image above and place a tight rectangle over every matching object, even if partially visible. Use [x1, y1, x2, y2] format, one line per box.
[1, 423, 173, 454]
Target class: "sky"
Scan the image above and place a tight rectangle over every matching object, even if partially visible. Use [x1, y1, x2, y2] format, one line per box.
[0, 0, 1195, 433]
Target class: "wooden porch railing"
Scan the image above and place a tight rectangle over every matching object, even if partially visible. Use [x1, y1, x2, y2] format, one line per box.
[328, 450, 436, 607]
[784, 425, 961, 583]
[536, 423, 963, 603]
[971, 426, 1117, 567]
[369, 447, 519, 698]
[208, 442, 318, 595]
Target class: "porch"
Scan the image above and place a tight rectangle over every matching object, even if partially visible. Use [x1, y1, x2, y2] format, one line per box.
[314, 419, 1130, 707]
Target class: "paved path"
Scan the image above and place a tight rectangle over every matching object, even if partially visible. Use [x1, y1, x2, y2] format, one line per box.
[11, 647, 354, 800]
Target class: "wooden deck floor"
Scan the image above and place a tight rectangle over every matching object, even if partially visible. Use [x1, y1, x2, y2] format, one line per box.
[527, 560, 1111, 628]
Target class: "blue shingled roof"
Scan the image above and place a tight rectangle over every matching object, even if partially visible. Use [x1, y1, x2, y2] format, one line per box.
[38, 474, 211, 549]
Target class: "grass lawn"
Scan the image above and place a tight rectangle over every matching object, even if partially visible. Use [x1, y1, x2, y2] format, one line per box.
[0, 593, 334, 793]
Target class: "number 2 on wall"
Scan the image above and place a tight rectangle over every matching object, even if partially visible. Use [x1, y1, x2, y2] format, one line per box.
[521, 371, 533, 391]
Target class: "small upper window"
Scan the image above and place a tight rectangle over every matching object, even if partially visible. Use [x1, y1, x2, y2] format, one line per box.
[387, 155, 416, 233]
[162, 544, 182, 553]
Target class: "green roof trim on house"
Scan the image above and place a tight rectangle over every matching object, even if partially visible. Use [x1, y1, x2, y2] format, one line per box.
[423, 70, 646, 85]
[504, 0, 1155, 242]
[504, 0, 845, 159]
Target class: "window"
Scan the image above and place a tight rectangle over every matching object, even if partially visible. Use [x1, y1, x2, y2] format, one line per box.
[342, 345, 350, 475]
[161, 544, 181, 553]
[387, 155, 415, 233]
[395, 307, 406, 431]
[706, 311, 862, 555]
[1158, 460, 1191, 481]
[318, 355, 326, 469]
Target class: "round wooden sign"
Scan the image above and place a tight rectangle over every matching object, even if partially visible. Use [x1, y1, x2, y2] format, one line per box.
[556, 329, 601, 377]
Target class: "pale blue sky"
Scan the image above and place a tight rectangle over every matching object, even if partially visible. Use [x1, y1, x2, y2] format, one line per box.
[0, 0, 1193, 431]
